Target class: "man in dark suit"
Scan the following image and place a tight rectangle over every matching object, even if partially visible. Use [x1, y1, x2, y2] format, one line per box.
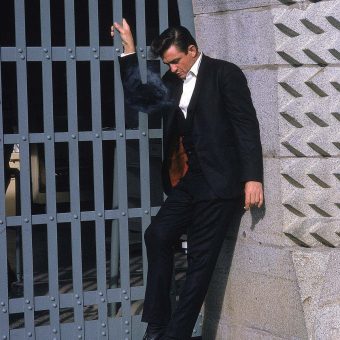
[112, 19, 264, 340]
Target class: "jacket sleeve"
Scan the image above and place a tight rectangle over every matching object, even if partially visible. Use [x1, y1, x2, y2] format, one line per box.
[118, 53, 174, 114]
[221, 65, 263, 183]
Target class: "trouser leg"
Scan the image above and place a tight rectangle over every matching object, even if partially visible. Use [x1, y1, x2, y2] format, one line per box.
[142, 187, 193, 325]
[164, 197, 243, 339]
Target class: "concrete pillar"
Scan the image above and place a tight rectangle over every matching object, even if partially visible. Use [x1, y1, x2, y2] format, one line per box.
[193, 0, 340, 338]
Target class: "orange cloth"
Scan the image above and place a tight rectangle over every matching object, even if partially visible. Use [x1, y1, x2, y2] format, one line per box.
[169, 137, 189, 187]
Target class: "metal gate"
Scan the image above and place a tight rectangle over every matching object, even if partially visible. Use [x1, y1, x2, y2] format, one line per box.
[0, 1, 196, 339]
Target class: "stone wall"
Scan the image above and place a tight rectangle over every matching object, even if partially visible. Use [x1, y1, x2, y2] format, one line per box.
[193, 0, 340, 339]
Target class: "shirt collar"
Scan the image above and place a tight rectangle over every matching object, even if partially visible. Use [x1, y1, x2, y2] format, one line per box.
[187, 52, 202, 79]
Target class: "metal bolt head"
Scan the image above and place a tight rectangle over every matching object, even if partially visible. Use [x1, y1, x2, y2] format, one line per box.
[139, 47, 144, 52]
[68, 48, 72, 52]
[77, 326, 82, 330]
[124, 296, 129, 300]
[20, 55, 25, 60]
[101, 331, 106, 336]
[193, 329, 197, 333]
[27, 332, 32, 337]
[78, 335, 82, 339]
[122, 290, 127, 294]
[71, 134, 76, 139]
[22, 136, 27, 141]
[46, 55, 50, 60]
[94, 55, 99, 59]
[0, 302, 4, 306]
[49, 216, 54, 221]
[92, 48, 97, 52]
[119, 133, 123, 137]
[124, 320, 129, 325]
[47, 135, 52, 140]
[3, 335, 8, 339]
[2, 308, 7, 313]
[75, 294, 79, 299]
[100, 298, 105, 302]
[43, 48, 48, 53]
[52, 303, 57, 308]
[52, 328, 57, 334]
[141, 54, 145, 59]
[125, 330, 130, 334]
[77, 301, 82, 305]
[115, 48, 120, 52]
[73, 214, 78, 219]
[101, 322, 106, 328]
[28, 306, 33, 310]
[144, 210, 149, 215]
[18, 48, 23, 53]
[0, 220, 3, 224]
[142, 132, 146, 136]
[121, 212, 126, 216]
[25, 299, 30, 304]
[70, 55, 75, 59]
[95, 133, 99, 138]
[98, 291, 103, 296]
[97, 212, 103, 217]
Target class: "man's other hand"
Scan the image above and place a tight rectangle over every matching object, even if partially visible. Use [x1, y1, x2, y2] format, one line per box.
[244, 181, 263, 210]
[111, 18, 136, 54]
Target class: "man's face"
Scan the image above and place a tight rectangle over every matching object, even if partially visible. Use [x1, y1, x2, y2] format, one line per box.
[162, 44, 199, 80]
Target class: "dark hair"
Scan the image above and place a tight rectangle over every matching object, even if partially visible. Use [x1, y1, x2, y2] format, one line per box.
[150, 26, 198, 58]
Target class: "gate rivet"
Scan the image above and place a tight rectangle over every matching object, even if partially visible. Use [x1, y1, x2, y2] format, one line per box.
[2, 308, 7, 313]
[21, 55, 25, 60]
[27, 332, 32, 337]
[49, 216, 54, 221]
[73, 214, 78, 219]
[142, 132, 146, 136]
[121, 212, 126, 216]
[94, 55, 99, 59]
[100, 298, 105, 302]
[124, 321, 129, 325]
[75, 294, 79, 299]
[141, 54, 145, 59]
[46, 56, 50, 60]
[119, 133, 124, 137]
[47, 135, 52, 140]
[78, 335, 82, 339]
[28, 306, 32, 310]
[3, 335, 7, 339]
[70, 55, 75, 59]
[115, 48, 120, 52]
[0, 302, 4, 306]
[52, 303, 57, 308]
[68, 48, 72, 53]
[193, 329, 197, 333]
[95, 133, 99, 138]
[22, 136, 27, 141]
[139, 47, 144, 52]
[97, 212, 103, 217]
[101, 323, 106, 328]
[50, 296, 55, 301]
[144, 210, 149, 215]
[122, 290, 127, 294]
[124, 296, 129, 300]
[18, 48, 23, 53]
[52, 329, 57, 334]
[43, 48, 48, 53]
[125, 330, 130, 334]
[24, 218, 29, 223]
[92, 48, 97, 52]
[98, 291, 103, 296]
[0, 220, 3, 224]
[71, 134, 76, 139]
[101, 331, 106, 336]
[25, 299, 30, 304]
[77, 301, 82, 305]
[77, 326, 82, 330]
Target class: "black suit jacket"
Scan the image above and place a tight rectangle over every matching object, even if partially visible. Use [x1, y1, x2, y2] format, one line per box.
[119, 53, 263, 199]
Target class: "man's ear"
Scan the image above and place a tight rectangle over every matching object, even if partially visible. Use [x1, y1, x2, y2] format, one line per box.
[188, 45, 198, 57]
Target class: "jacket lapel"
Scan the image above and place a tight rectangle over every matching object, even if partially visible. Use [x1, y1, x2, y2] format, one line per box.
[187, 54, 209, 115]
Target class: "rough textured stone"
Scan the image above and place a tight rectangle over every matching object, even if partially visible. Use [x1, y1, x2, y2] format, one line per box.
[195, 0, 340, 338]
[195, 8, 277, 65]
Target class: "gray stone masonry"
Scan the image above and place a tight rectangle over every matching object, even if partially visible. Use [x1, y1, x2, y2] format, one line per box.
[193, 0, 340, 339]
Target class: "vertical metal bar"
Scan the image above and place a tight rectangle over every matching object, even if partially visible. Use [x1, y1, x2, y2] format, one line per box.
[178, 0, 196, 38]
[64, 0, 84, 338]
[0, 51, 10, 340]
[113, 0, 132, 337]
[135, 0, 150, 289]
[88, 0, 109, 338]
[40, 0, 60, 339]
[159, 0, 169, 76]
[14, 0, 36, 338]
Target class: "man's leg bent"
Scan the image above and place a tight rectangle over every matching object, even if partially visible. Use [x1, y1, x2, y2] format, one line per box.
[142, 187, 193, 325]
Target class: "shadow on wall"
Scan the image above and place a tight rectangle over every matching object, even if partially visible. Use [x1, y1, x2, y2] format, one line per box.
[203, 200, 266, 339]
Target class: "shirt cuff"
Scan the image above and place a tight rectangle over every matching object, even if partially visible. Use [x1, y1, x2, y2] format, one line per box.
[120, 52, 136, 57]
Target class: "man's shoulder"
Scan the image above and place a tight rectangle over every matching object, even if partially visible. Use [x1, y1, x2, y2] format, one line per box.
[203, 55, 242, 73]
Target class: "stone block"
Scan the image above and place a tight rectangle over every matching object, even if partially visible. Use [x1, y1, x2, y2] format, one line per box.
[195, 8, 277, 66]
[204, 241, 308, 339]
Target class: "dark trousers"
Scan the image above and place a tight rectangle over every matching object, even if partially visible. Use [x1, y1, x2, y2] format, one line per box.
[142, 170, 243, 339]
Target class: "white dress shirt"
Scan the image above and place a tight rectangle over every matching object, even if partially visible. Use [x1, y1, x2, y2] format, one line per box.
[179, 52, 202, 118]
